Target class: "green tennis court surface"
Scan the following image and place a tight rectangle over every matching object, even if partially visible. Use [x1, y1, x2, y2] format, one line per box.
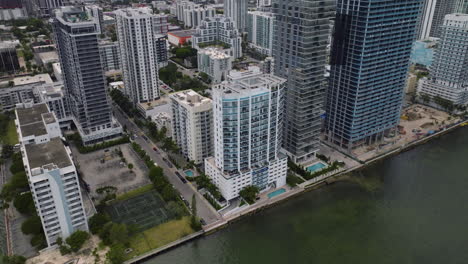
[105, 190, 176, 232]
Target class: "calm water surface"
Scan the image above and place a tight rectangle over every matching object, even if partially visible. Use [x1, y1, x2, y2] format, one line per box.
[145, 127, 468, 264]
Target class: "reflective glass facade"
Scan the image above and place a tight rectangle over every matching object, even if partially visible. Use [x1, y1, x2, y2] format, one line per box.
[325, 0, 422, 151]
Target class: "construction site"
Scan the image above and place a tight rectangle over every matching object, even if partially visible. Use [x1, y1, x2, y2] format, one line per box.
[353, 104, 461, 161]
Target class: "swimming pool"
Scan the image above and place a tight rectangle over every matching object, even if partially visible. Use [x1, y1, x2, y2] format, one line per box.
[306, 162, 327, 173]
[184, 170, 194, 177]
[268, 188, 286, 199]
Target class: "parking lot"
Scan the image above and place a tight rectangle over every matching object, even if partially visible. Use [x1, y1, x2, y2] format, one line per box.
[72, 143, 150, 196]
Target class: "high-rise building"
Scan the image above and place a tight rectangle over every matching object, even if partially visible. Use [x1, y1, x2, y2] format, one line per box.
[99, 41, 121, 72]
[418, 14, 468, 106]
[430, 0, 458, 38]
[247, 11, 274, 56]
[155, 34, 169, 69]
[170, 90, 213, 165]
[325, 0, 422, 152]
[455, 0, 468, 13]
[272, 0, 335, 163]
[197, 47, 232, 83]
[192, 16, 243, 59]
[183, 5, 216, 28]
[0, 40, 20, 75]
[418, 0, 437, 39]
[15, 103, 88, 247]
[224, 0, 247, 32]
[205, 67, 288, 200]
[115, 7, 168, 104]
[53, 6, 122, 145]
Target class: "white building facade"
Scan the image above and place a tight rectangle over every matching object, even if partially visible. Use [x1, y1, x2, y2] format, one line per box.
[418, 14, 468, 106]
[183, 5, 216, 28]
[116, 8, 168, 103]
[247, 11, 274, 56]
[224, 0, 247, 32]
[15, 103, 88, 247]
[192, 16, 243, 59]
[205, 67, 288, 201]
[170, 90, 213, 164]
[197, 48, 232, 83]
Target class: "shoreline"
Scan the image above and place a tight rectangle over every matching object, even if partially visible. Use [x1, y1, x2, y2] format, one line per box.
[124, 120, 467, 264]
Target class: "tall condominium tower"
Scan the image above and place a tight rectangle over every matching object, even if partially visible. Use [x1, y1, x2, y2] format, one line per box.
[272, 0, 335, 163]
[430, 0, 458, 37]
[205, 67, 288, 200]
[224, 0, 247, 32]
[325, 0, 422, 152]
[116, 8, 168, 104]
[455, 0, 468, 13]
[418, 14, 468, 106]
[247, 11, 274, 56]
[15, 103, 88, 247]
[418, 0, 437, 39]
[53, 6, 122, 145]
[170, 90, 213, 165]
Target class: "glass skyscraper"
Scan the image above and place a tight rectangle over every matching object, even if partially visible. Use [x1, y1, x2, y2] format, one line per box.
[272, 0, 335, 163]
[325, 0, 422, 151]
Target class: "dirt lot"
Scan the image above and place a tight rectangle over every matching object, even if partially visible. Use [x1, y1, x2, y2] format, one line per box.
[72, 143, 150, 197]
[353, 104, 460, 161]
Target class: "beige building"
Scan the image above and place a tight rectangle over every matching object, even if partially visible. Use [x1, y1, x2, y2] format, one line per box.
[170, 90, 213, 164]
[406, 73, 418, 94]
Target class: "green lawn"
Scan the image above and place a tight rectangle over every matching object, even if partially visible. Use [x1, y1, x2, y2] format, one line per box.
[0, 120, 18, 145]
[115, 184, 154, 201]
[126, 216, 194, 259]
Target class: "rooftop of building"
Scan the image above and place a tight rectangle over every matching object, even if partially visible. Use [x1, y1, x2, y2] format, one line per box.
[445, 13, 468, 22]
[37, 51, 59, 63]
[219, 67, 286, 94]
[168, 29, 196, 38]
[16, 103, 49, 137]
[25, 137, 72, 170]
[59, 6, 93, 23]
[0, 40, 19, 50]
[35, 82, 65, 98]
[170, 89, 212, 108]
[114, 7, 154, 17]
[13, 74, 53, 86]
[199, 47, 231, 59]
[137, 97, 170, 110]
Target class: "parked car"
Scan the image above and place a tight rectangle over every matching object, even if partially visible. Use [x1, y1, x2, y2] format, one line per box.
[142, 135, 148, 141]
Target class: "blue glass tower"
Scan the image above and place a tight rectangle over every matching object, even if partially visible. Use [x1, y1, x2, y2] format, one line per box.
[325, 0, 422, 151]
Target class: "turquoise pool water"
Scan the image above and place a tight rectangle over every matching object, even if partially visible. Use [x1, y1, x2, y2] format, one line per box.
[306, 162, 327, 172]
[268, 188, 286, 199]
[184, 170, 194, 177]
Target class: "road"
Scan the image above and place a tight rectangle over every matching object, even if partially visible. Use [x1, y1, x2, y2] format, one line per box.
[112, 105, 221, 225]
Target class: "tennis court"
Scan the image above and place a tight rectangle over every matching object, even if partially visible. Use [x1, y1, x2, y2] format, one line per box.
[105, 190, 176, 232]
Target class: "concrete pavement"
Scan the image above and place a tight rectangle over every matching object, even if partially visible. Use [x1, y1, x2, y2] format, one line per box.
[112, 105, 221, 225]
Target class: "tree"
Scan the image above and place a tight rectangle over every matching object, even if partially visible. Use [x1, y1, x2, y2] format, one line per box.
[30, 233, 46, 249]
[109, 223, 129, 245]
[191, 194, 197, 216]
[167, 201, 186, 219]
[21, 215, 42, 235]
[239, 186, 260, 204]
[2, 255, 26, 264]
[14, 192, 35, 215]
[65, 230, 90, 252]
[89, 213, 111, 234]
[107, 243, 126, 264]
[127, 163, 134, 170]
[161, 185, 177, 201]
